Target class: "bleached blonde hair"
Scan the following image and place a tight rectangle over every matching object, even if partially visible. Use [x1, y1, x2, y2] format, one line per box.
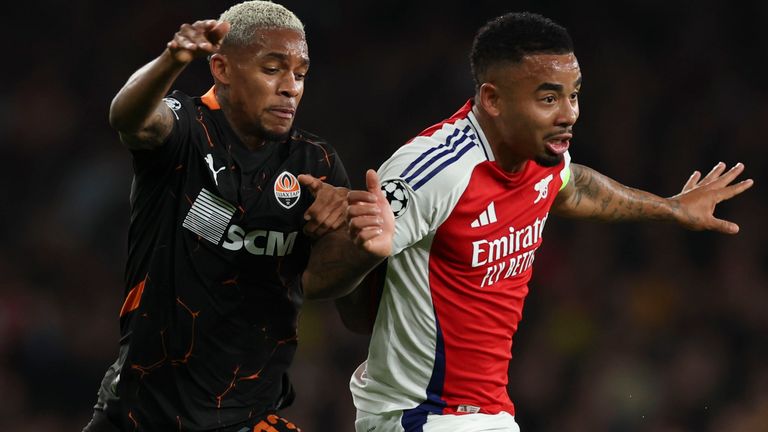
[219, 1, 305, 47]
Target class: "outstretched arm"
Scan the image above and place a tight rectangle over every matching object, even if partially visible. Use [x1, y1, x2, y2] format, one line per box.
[301, 170, 394, 300]
[109, 20, 230, 150]
[553, 162, 753, 234]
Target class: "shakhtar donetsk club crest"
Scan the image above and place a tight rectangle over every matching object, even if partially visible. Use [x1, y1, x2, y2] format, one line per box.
[274, 171, 301, 209]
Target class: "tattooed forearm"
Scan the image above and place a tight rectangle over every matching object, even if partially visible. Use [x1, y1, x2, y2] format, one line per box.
[118, 103, 174, 150]
[554, 164, 677, 222]
[302, 229, 384, 300]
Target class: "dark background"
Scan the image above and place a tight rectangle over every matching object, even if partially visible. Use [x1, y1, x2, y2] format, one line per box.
[1, 1, 766, 431]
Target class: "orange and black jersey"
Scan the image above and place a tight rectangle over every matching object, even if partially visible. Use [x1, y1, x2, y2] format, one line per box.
[99, 88, 349, 431]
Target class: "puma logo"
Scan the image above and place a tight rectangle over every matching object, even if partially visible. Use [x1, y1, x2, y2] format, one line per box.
[204, 154, 226, 186]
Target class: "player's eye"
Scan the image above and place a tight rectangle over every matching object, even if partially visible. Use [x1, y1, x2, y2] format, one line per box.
[542, 96, 556, 103]
[263, 67, 280, 74]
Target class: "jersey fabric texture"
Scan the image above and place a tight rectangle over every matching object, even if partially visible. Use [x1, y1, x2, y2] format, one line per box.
[350, 100, 570, 431]
[96, 88, 349, 431]
[355, 408, 520, 432]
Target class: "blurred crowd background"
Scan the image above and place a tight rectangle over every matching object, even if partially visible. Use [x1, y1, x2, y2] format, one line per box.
[1, 0, 766, 431]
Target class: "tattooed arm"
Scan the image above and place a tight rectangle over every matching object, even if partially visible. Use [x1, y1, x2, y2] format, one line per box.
[302, 229, 385, 300]
[302, 170, 394, 300]
[552, 162, 753, 234]
[109, 20, 229, 150]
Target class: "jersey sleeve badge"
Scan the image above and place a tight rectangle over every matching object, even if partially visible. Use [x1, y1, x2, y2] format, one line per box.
[382, 179, 410, 219]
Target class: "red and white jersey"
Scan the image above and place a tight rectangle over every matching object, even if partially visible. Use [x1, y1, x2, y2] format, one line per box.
[350, 101, 571, 426]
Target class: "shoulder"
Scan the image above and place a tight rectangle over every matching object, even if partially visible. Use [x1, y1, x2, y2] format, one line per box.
[163, 90, 195, 112]
[287, 128, 348, 185]
[288, 128, 342, 162]
[380, 119, 486, 193]
[289, 128, 336, 157]
[289, 128, 334, 152]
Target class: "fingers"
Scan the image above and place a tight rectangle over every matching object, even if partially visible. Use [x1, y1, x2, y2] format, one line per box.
[301, 178, 347, 238]
[303, 197, 346, 238]
[168, 20, 227, 62]
[347, 175, 385, 242]
[349, 216, 385, 236]
[688, 162, 751, 194]
[356, 227, 386, 247]
[700, 162, 726, 186]
[349, 214, 386, 249]
[682, 170, 701, 192]
[345, 169, 395, 257]
[717, 178, 754, 202]
[710, 217, 740, 235]
[350, 170, 384, 206]
[711, 162, 746, 189]
[347, 202, 381, 217]
[298, 174, 323, 197]
[208, 21, 231, 45]
[366, 169, 382, 195]
[348, 190, 378, 204]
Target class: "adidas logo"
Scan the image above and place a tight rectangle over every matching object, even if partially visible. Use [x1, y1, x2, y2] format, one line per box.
[470, 201, 497, 228]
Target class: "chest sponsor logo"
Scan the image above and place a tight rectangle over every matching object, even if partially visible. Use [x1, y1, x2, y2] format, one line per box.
[471, 213, 549, 288]
[183, 189, 297, 256]
[534, 174, 554, 204]
[274, 171, 301, 210]
[222, 225, 297, 256]
[182, 188, 236, 244]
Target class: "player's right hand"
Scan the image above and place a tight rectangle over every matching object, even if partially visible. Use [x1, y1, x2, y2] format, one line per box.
[167, 20, 231, 64]
[347, 170, 394, 258]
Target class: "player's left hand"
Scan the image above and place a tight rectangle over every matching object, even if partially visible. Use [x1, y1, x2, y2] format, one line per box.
[298, 174, 349, 239]
[669, 162, 753, 234]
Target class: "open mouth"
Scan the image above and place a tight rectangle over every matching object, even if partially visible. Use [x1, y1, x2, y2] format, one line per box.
[545, 133, 571, 155]
[545, 139, 570, 155]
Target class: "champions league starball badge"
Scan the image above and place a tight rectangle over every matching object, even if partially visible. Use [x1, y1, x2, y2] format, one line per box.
[382, 180, 409, 218]
[162, 97, 182, 111]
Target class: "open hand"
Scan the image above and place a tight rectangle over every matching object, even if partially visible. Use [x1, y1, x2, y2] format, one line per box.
[346, 170, 395, 257]
[670, 162, 753, 234]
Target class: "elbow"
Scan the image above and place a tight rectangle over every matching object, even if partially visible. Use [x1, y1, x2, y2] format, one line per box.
[108, 96, 128, 132]
[303, 287, 325, 301]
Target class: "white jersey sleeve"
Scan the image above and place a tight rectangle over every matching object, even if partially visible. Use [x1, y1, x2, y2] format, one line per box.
[378, 124, 488, 256]
[377, 143, 436, 256]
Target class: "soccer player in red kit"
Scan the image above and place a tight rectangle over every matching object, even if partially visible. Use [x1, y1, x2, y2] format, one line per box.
[340, 12, 753, 432]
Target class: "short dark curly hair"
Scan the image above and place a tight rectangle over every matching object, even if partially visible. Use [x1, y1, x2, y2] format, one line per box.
[470, 12, 573, 88]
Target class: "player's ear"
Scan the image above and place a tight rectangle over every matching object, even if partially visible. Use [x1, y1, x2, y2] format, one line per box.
[210, 53, 231, 85]
[478, 82, 501, 117]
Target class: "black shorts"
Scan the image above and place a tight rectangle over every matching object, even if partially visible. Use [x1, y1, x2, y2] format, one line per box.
[85, 360, 300, 431]
[82, 409, 300, 432]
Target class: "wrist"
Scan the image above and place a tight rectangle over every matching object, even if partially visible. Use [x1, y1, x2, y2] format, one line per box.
[162, 47, 194, 68]
[664, 197, 684, 223]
